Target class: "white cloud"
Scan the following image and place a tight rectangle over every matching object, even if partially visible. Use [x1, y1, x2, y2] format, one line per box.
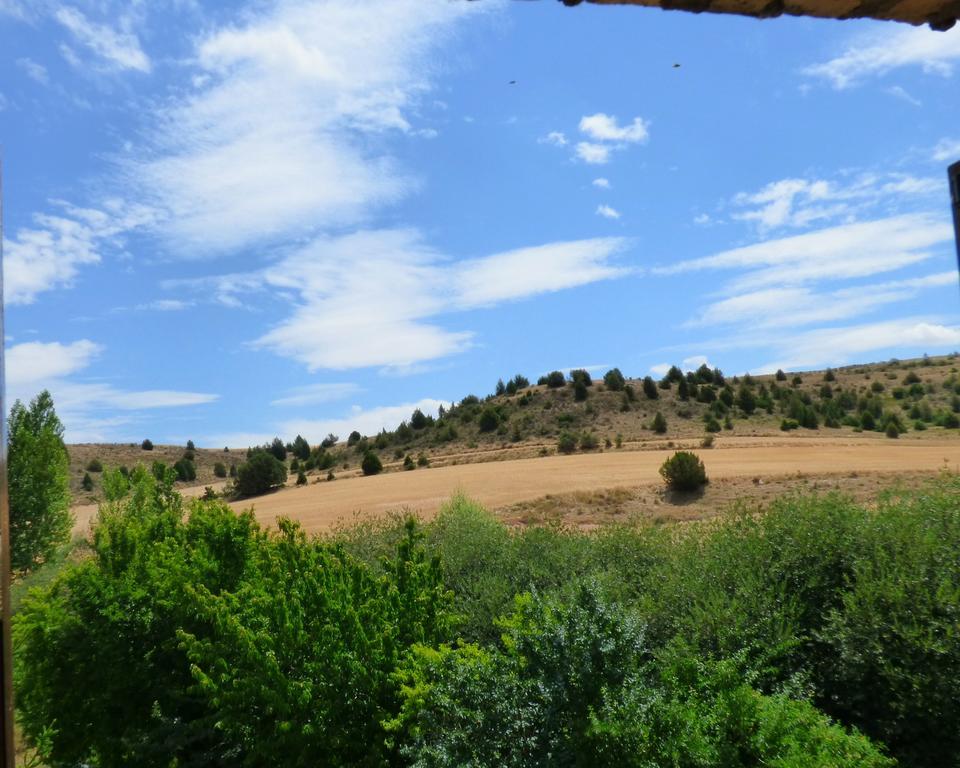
[3, 200, 157, 304]
[539, 131, 567, 146]
[279, 398, 446, 442]
[693, 213, 717, 226]
[54, 6, 151, 73]
[759, 319, 960, 372]
[657, 214, 952, 292]
[271, 382, 362, 407]
[579, 113, 649, 143]
[592, 177, 611, 189]
[731, 173, 941, 232]
[650, 363, 671, 377]
[575, 142, 611, 164]
[803, 25, 960, 89]
[130, 0, 485, 253]
[595, 204, 621, 220]
[208, 397, 446, 448]
[689, 271, 957, 330]
[933, 137, 960, 162]
[7, 339, 217, 441]
[134, 299, 193, 312]
[886, 85, 922, 106]
[179, 230, 631, 372]
[16, 57, 48, 85]
[681, 355, 711, 371]
[7, 340, 101, 390]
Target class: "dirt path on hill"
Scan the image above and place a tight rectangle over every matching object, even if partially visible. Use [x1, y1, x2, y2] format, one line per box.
[70, 437, 960, 536]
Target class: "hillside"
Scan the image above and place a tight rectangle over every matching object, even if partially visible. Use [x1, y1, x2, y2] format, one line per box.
[68, 353, 960, 504]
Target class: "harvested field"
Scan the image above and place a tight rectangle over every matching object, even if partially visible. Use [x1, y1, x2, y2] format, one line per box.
[73, 436, 959, 536]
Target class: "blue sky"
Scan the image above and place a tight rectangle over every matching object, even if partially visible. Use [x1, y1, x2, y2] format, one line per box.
[1, 0, 959, 446]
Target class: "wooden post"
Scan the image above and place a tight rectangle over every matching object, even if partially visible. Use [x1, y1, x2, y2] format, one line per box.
[950, 161, 960, 280]
[0, 156, 14, 768]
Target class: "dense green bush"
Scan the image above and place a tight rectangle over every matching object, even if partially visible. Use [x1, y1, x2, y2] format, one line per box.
[603, 368, 626, 391]
[173, 457, 197, 482]
[557, 432, 578, 454]
[86, 458, 103, 472]
[141, 439, 153, 451]
[659, 451, 708, 491]
[213, 461, 227, 478]
[642, 376, 658, 400]
[651, 412, 667, 434]
[9, 391, 73, 572]
[569, 369, 592, 387]
[573, 380, 588, 402]
[478, 407, 499, 432]
[236, 451, 288, 496]
[544, 370, 566, 388]
[362, 451, 384, 476]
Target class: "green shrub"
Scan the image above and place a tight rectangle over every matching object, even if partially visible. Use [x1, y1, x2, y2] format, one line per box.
[651, 412, 667, 434]
[781, 418, 799, 431]
[236, 452, 287, 496]
[478, 407, 500, 432]
[173, 458, 196, 482]
[569, 369, 592, 387]
[885, 422, 900, 438]
[641, 376, 658, 400]
[573, 380, 588, 402]
[417, 453, 430, 467]
[557, 432, 578, 454]
[81, 472, 94, 492]
[659, 451, 707, 491]
[579, 432, 598, 450]
[361, 451, 384, 476]
[86, 458, 103, 473]
[544, 371, 566, 388]
[296, 469, 307, 485]
[403, 455, 415, 471]
[141, 439, 153, 451]
[213, 462, 227, 478]
[603, 368, 626, 391]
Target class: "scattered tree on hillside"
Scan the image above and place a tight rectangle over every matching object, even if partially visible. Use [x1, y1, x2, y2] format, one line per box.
[545, 371, 566, 388]
[603, 368, 626, 391]
[495, 379, 506, 396]
[141, 439, 154, 451]
[478, 407, 500, 433]
[361, 451, 383, 476]
[642, 376, 659, 400]
[292, 435, 311, 461]
[321, 433, 339, 449]
[8, 391, 72, 572]
[236, 452, 288, 496]
[347, 431, 362, 446]
[573, 380, 588, 402]
[569, 369, 592, 388]
[214, 462, 227, 479]
[410, 409, 429, 430]
[652, 412, 668, 434]
[186, 440, 196, 451]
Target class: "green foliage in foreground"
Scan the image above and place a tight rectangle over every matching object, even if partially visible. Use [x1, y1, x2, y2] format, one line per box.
[8, 391, 73, 573]
[15, 474, 960, 767]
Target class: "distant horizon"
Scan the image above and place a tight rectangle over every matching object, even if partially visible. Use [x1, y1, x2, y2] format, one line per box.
[2, 0, 959, 445]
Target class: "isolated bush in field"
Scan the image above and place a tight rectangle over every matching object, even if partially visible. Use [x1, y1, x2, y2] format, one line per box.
[296, 469, 308, 485]
[903, 370, 921, 384]
[776, 368, 787, 381]
[86, 458, 103, 472]
[361, 451, 383, 476]
[574, 380, 588, 402]
[347, 430, 362, 446]
[417, 453, 430, 467]
[885, 422, 900, 438]
[495, 378, 506, 396]
[478, 407, 500, 432]
[403, 455, 415, 471]
[213, 462, 227, 478]
[321, 433, 339, 449]
[236, 451, 287, 496]
[705, 416, 722, 433]
[579, 432, 599, 450]
[229, 463, 238, 478]
[824, 368, 836, 382]
[642, 376, 658, 400]
[557, 432, 578, 454]
[81, 472, 94, 492]
[603, 368, 626, 391]
[8, 391, 72, 572]
[651, 412, 667, 434]
[792, 375, 803, 387]
[781, 418, 799, 431]
[659, 451, 707, 491]
[186, 440, 195, 451]
[701, 433, 715, 448]
[141, 439, 153, 451]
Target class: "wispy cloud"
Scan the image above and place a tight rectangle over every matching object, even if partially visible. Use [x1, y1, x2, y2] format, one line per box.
[3, 200, 157, 304]
[933, 137, 960, 162]
[657, 213, 951, 292]
[595, 204, 621, 220]
[731, 172, 941, 232]
[803, 25, 960, 89]
[538, 131, 567, 146]
[128, 0, 485, 254]
[592, 177, 611, 189]
[173, 230, 632, 371]
[8, 339, 217, 441]
[886, 85, 922, 106]
[271, 382, 362, 407]
[55, 6, 150, 73]
[575, 142, 611, 164]
[16, 57, 49, 85]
